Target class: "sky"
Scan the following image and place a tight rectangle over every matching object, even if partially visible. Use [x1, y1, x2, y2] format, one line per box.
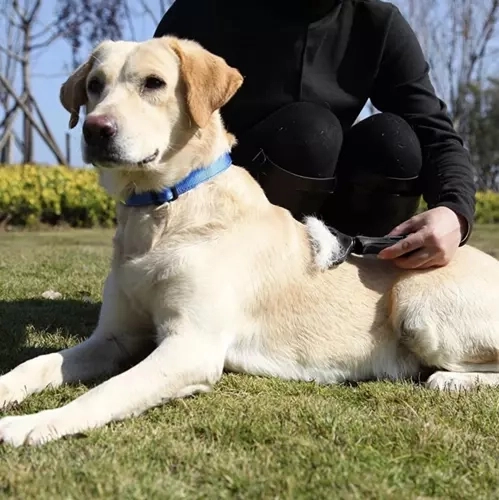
[5, 0, 161, 167]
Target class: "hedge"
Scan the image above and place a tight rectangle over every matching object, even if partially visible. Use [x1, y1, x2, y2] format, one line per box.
[0, 164, 116, 228]
[0, 164, 498, 227]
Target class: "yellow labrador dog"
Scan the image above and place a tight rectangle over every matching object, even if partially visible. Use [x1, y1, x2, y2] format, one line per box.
[0, 36, 498, 447]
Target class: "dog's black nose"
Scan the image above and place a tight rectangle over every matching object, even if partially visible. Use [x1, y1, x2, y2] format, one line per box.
[83, 115, 118, 146]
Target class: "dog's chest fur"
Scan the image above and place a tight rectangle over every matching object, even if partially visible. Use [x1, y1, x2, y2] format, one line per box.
[112, 206, 195, 307]
[111, 202, 251, 325]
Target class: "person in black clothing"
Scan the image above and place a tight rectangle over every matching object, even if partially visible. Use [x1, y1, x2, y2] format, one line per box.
[154, 0, 476, 270]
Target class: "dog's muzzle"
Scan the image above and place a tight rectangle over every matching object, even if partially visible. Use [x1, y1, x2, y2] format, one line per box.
[82, 114, 159, 167]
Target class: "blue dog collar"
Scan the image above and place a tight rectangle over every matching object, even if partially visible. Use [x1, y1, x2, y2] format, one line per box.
[124, 152, 233, 207]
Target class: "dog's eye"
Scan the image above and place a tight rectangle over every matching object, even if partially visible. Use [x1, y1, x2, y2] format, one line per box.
[87, 78, 104, 94]
[144, 76, 166, 90]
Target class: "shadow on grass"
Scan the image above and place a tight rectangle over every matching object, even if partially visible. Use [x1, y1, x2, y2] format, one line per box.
[0, 299, 101, 372]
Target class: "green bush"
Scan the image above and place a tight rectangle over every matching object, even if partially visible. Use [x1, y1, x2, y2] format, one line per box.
[0, 164, 498, 227]
[418, 191, 499, 224]
[475, 191, 499, 223]
[0, 164, 116, 228]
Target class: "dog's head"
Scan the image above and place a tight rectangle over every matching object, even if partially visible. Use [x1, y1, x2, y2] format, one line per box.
[59, 37, 243, 175]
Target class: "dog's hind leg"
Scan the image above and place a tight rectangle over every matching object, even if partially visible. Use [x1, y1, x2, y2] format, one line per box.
[426, 371, 499, 391]
[397, 318, 499, 391]
[391, 272, 499, 391]
[425, 350, 499, 391]
[0, 274, 152, 409]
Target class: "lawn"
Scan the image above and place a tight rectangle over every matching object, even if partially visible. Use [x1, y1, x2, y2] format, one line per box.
[0, 225, 499, 499]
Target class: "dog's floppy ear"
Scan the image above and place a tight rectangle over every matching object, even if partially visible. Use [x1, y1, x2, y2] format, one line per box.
[171, 39, 244, 128]
[59, 52, 100, 129]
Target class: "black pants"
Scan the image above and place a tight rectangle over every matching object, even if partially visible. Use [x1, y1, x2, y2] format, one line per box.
[230, 102, 423, 236]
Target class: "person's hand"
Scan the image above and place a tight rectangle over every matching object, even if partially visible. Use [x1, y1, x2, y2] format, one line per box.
[377, 206, 467, 269]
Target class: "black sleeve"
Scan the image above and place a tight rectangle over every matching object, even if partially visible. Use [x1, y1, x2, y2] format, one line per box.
[370, 5, 476, 243]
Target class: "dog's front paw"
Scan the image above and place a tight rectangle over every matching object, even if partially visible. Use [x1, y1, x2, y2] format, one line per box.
[0, 411, 61, 447]
[0, 381, 25, 410]
[426, 371, 479, 392]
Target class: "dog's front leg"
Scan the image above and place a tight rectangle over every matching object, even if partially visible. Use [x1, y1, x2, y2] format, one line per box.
[0, 273, 151, 408]
[0, 327, 227, 446]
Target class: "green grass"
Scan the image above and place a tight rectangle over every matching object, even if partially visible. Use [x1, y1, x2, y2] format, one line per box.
[0, 225, 499, 499]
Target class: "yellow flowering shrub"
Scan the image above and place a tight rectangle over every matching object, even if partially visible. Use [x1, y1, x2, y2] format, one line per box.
[0, 164, 116, 227]
[418, 191, 499, 223]
[475, 191, 499, 223]
[0, 164, 498, 227]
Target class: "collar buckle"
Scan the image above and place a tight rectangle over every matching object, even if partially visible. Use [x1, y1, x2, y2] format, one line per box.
[170, 186, 179, 202]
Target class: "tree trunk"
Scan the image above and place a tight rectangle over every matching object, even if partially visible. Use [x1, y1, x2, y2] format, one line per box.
[21, 20, 33, 163]
[0, 135, 13, 164]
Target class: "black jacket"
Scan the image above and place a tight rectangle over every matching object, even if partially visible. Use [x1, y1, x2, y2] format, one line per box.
[154, 0, 476, 235]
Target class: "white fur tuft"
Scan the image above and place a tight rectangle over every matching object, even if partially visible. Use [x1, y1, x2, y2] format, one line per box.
[304, 216, 344, 270]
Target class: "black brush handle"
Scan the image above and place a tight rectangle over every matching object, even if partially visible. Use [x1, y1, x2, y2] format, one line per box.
[354, 235, 408, 255]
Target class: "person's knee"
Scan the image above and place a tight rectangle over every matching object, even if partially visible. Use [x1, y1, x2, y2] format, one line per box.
[340, 112, 422, 179]
[320, 113, 423, 236]
[232, 102, 343, 178]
